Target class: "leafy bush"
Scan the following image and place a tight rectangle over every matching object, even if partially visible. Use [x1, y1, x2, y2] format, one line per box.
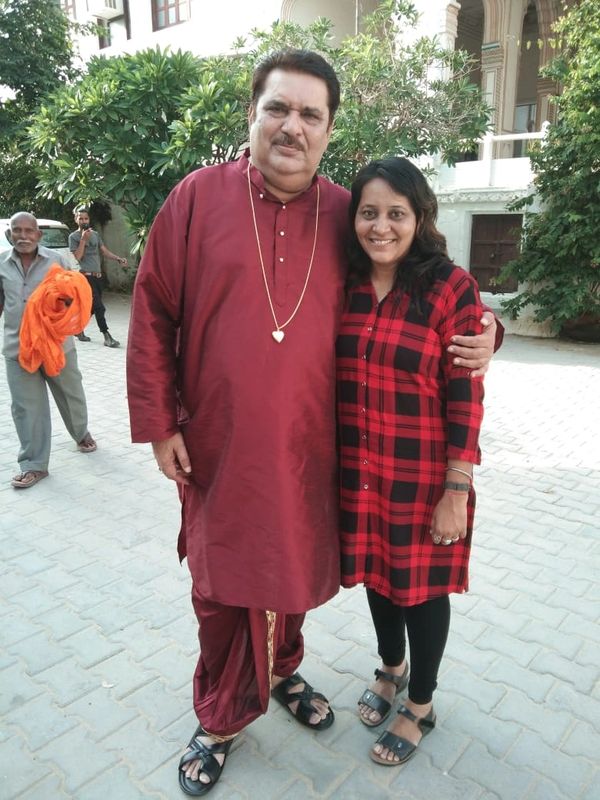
[501, 0, 600, 330]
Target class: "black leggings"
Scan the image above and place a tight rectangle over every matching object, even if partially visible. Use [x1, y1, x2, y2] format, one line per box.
[366, 588, 451, 705]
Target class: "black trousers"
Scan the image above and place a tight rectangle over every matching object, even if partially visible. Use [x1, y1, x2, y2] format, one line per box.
[83, 274, 108, 334]
[366, 588, 451, 704]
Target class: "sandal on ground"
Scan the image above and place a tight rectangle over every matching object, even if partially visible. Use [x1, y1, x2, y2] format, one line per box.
[358, 662, 409, 727]
[271, 672, 335, 731]
[370, 704, 436, 766]
[178, 724, 234, 797]
[11, 470, 49, 489]
[78, 434, 97, 453]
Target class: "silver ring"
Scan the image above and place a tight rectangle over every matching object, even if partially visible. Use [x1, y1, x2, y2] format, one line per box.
[433, 535, 441, 544]
[441, 538, 452, 545]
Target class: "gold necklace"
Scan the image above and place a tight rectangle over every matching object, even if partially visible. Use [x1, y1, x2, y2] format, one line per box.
[247, 164, 320, 343]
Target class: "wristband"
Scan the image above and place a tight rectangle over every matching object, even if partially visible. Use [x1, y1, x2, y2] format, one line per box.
[443, 480, 470, 492]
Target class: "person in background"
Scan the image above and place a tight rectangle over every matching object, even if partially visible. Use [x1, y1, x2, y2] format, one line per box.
[69, 205, 127, 347]
[0, 212, 96, 489]
[337, 157, 486, 767]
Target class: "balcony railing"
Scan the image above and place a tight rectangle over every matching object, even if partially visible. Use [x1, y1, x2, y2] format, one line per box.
[428, 123, 550, 193]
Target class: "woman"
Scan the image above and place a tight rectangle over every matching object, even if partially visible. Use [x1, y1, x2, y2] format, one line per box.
[336, 157, 484, 766]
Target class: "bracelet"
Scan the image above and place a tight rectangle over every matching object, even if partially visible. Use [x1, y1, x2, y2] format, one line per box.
[446, 467, 473, 482]
[443, 480, 470, 492]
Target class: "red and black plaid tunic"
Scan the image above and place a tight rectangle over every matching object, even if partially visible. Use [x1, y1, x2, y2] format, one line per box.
[336, 263, 484, 605]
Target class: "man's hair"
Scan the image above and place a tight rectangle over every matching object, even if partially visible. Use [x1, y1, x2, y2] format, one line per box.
[10, 211, 38, 228]
[251, 49, 340, 122]
[74, 205, 90, 215]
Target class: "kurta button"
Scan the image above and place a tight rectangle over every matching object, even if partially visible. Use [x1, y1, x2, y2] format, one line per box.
[367, 326, 373, 332]
[279, 231, 285, 236]
[282, 204, 286, 209]
[361, 408, 366, 414]
[279, 257, 284, 262]
[363, 459, 368, 464]
[362, 354, 367, 360]
[363, 484, 369, 490]
[362, 434, 367, 440]
[361, 381, 366, 387]
[259, 193, 264, 199]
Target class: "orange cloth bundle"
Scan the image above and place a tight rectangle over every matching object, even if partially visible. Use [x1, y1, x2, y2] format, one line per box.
[18, 264, 92, 376]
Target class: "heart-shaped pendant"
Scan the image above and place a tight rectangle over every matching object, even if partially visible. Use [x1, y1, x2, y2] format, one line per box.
[272, 330, 285, 343]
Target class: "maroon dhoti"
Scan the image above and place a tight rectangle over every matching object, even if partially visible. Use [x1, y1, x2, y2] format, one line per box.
[191, 584, 305, 737]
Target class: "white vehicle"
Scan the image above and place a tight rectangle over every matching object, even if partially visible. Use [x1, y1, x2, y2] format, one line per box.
[0, 218, 78, 268]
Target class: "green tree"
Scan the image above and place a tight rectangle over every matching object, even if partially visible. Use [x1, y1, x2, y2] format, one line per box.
[501, 0, 600, 333]
[0, 0, 82, 221]
[28, 0, 490, 250]
[0, 0, 74, 118]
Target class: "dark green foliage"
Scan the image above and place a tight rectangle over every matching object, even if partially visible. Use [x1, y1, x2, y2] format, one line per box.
[501, 0, 600, 330]
[0, 0, 81, 220]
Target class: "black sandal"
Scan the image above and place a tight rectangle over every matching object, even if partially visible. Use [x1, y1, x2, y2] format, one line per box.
[358, 663, 409, 727]
[178, 724, 234, 796]
[370, 704, 436, 766]
[271, 672, 335, 731]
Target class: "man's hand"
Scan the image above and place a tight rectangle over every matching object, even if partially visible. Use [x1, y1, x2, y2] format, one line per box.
[448, 311, 496, 377]
[152, 433, 192, 485]
[118, 256, 128, 267]
[81, 228, 93, 242]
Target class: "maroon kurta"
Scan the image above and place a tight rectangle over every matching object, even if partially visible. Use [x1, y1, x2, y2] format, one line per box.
[127, 153, 350, 614]
[337, 264, 485, 605]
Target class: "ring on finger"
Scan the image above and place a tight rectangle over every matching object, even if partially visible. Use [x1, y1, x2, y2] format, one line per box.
[432, 535, 441, 544]
[441, 538, 452, 545]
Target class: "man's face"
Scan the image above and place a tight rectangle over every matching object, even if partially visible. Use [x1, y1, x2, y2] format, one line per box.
[10, 215, 42, 256]
[248, 69, 333, 198]
[76, 212, 90, 229]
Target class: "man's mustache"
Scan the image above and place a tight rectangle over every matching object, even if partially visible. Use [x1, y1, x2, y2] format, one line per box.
[273, 134, 304, 151]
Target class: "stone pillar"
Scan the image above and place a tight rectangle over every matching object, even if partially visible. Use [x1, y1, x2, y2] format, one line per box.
[535, 2, 561, 126]
[442, 0, 461, 50]
[498, 0, 528, 138]
[480, 43, 503, 131]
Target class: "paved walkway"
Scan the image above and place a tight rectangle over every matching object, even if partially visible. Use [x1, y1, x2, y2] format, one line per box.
[1, 295, 599, 800]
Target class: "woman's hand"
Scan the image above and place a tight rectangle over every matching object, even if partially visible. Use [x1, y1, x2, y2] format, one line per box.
[430, 491, 468, 545]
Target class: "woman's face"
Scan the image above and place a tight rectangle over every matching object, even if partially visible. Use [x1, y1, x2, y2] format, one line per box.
[354, 178, 418, 271]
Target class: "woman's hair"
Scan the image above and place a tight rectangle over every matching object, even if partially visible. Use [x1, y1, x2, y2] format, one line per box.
[346, 157, 451, 304]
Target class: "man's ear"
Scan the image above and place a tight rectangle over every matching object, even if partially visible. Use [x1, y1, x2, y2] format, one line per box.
[5, 230, 13, 245]
[248, 103, 256, 126]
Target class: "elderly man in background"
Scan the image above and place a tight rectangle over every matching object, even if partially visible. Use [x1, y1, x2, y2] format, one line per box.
[0, 212, 96, 489]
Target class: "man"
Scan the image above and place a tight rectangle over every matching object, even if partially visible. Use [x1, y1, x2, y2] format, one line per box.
[69, 205, 127, 347]
[127, 50, 498, 795]
[1, 212, 97, 489]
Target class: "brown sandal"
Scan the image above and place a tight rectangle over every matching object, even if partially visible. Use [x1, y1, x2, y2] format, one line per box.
[78, 434, 97, 453]
[11, 470, 49, 489]
[370, 704, 436, 766]
[358, 663, 410, 727]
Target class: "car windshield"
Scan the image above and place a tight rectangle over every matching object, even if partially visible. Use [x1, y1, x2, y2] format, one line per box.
[40, 226, 69, 249]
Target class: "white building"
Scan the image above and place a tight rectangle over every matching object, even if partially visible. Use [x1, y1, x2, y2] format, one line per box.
[61, 1, 567, 334]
